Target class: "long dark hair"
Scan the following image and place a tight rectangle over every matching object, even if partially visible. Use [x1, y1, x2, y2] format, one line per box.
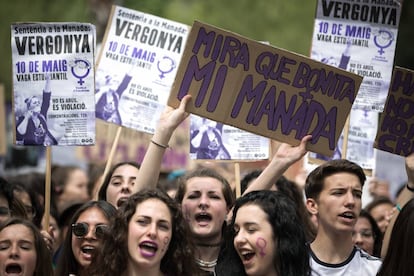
[55, 200, 116, 276]
[0, 218, 53, 276]
[230, 190, 310, 276]
[377, 198, 414, 276]
[92, 189, 198, 276]
[97, 161, 140, 201]
[358, 209, 382, 257]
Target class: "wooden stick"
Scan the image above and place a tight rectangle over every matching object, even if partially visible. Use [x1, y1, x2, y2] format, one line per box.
[93, 126, 122, 200]
[43, 146, 52, 229]
[235, 162, 241, 198]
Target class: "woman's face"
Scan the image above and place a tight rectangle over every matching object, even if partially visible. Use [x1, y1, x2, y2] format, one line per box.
[352, 216, 375, 255]
[71, 207, 109, 269]
[233, 204, 276, 276]
[13, 191, 35, 220]
[127, 198, 172, 271]
[28, 97, 41, 113]
[0, 196, 10, 224]
[181, 177, 228, 243]
[106, 164, 140, 208]
[0, 224, 37, 276]
[61, 168, 90, 204]
[369, 203, 394, 234]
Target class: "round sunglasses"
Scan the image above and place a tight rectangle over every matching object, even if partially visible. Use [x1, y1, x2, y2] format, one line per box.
[71, 222, 109, 239]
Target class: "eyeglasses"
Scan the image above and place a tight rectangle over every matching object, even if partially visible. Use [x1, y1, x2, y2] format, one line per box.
[352, 230, 374, 239]
[0, 207, 10, 217]
[72, 223, 109, 239]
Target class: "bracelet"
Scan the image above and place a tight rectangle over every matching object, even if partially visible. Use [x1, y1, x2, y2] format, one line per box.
[151, 139, 169, 149]
[407, 183, 414, 192]
[396, 203, 402, 212]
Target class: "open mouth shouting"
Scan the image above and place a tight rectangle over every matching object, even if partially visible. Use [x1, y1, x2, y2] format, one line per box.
[237, 248, 256, 266]
[139, 241, 158, 258]
[80, 245, 96, 261]
[4, 263, 23, 275]
[195, 212, 212, 226]
[339, 211, 356, 223]
[117, 197, 129, 207]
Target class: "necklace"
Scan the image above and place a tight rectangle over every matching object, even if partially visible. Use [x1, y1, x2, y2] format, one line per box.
[195, 258, 218, 269]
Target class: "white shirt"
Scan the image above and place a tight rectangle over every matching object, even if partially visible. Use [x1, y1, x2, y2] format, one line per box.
[309, 246, 382, 276]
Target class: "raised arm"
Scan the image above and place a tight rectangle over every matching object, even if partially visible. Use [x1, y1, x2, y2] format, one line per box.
[381, 152, 414, 258]
[132, 95, 191, 193]
[243, 135, 312, 196]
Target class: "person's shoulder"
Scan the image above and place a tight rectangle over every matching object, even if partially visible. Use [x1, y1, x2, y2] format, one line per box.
[353, 247, 382, 274]
[354, 247, 382, 264]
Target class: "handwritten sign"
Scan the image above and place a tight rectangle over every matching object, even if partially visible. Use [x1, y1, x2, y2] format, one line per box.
[168, 21, 363, 156]
[375, 67, 414, 156]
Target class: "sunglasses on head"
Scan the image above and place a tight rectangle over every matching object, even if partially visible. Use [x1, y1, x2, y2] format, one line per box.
[71, 222, 108, 239]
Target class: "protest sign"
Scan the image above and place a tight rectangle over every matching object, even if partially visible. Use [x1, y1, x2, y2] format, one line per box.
[78, 118, 190, 172]
[308, 0, 401, 165]
[189, 115, 269, 160]
[168, 21, 363, 156]
[346, 106, 378, 169]
[11, 22, 96, 146]
[309, 106, 378, 170]
[375, 67, 414, 156]
[311, 0, 402, 112]
[95, 5, 189, 133]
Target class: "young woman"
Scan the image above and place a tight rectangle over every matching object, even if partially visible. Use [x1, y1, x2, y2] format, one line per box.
[92, 189, 198, 276]
[51, 165, 90, 214]
[377, 198, 414, 275]
[55, 200, 116, 276]
[0, 218, 53, 276]
[0, 177, 27, 223]
[97, 161, 140, 208]
[231, 190, 310, 276]
[352, 209, 382, 257]
[131, 94, 312, 274]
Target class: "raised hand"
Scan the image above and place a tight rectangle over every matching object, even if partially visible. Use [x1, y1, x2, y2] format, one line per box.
[274, 135, 312, 166]
[155, 94, 191, 139]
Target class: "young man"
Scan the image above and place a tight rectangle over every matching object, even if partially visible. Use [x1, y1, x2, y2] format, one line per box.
[305, 159, 381, 275]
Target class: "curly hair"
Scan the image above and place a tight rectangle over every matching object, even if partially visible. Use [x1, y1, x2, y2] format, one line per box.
[0, 218, 53, 276]
[92, 189, 198, 276]
[230, 190, 310, 276]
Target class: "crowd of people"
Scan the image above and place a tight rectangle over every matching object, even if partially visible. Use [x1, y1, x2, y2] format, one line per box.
[1, 95, 414, 276]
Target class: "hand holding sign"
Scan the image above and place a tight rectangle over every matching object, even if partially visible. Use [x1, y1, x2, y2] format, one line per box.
[243, 134, 312, 195]
[152, 94, 191, 147]
[274, 134, 312, 167]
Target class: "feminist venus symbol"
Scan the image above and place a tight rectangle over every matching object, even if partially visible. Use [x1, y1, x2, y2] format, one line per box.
[71, 59, 91, 85]
[256, 237, 267, 257]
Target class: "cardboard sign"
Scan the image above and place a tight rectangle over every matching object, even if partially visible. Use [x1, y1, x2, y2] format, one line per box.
[168, 21, 363, 156]
[375, 67, 414, 156]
